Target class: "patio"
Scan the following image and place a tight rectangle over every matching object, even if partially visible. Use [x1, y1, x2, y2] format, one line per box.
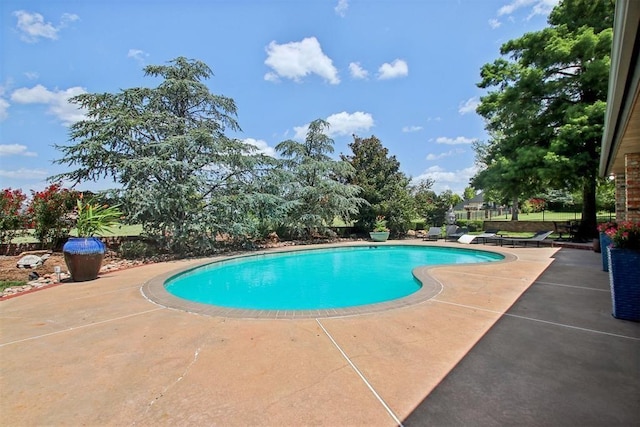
[1, 241, 638, 426]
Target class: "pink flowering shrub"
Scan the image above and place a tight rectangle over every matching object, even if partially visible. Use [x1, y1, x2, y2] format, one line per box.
[0, 188, 28, 245]
[603, 221, 640, 250]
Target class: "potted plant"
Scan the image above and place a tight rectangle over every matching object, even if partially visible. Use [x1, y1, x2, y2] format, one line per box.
[604, 221, 640, 321]
[63, 198, 123, 282]
[369, 216, 390, 242]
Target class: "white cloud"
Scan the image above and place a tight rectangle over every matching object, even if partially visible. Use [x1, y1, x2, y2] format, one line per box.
[326, 111, 374, 135]
[24, 71, 39, 80]
[402, 125, 423, 133]
[0, 168, 48, 179]
[497, 0, 558, 19]
[488, 18, 501, 29]
[264, 72, 279, 83]
[377, 59, 408, 80]
[425, 148, 464, 161]
[412, 165, 478, 194]
[11, 84, 87, 126]
[264, 37, 340, 85]
[434, 136, 475, 145]
[242, 138, 276, 157]
[348, 62, 368, 79]
[0, 82, 9, 121]
[335, 0, 349, 17]
[0, 144, 37, 157]
[458, 97, 479, 115]
[61, 13, 79, 23]
[0, 98, 9, 121]
[127, 49, 149, 65]
[529, 0, 559, 17]
[293, 111, 374, 140]
[13, 10, 79, 43]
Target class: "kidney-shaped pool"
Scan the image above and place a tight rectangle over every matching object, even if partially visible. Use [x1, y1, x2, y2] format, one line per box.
[164, 245, 504, 311]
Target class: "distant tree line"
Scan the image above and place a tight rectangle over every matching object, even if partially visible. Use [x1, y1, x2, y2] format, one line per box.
[40, 57, 461, 255]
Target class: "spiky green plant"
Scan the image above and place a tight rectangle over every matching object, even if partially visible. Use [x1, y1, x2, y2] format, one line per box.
[75, 199, 123, 237]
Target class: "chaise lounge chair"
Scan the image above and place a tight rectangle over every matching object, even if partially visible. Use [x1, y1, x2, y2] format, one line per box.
[458, 229, 500, 244]
[475, 229, 501, 244]
[445, 226, 469, 241]
[497, 230, 553, 247]
[423, 227, 442, 241]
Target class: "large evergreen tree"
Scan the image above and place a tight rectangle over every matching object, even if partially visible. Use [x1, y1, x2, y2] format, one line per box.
[473, 0, 614, 237]
[341, 135, 415, 234]
[276, 119, 365, 238]
[53, 57, 275, 254]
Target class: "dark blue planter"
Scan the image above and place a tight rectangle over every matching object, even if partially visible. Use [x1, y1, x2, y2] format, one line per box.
[63, 237, 106, 282]
[607, 247, 640, 321]
[600, 233, 612, 271]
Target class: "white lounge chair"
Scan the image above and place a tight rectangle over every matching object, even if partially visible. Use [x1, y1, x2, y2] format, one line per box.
[458, 229, 500, 244]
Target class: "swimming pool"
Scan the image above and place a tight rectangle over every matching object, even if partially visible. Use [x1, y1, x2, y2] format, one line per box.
[164, 245, 503, 311]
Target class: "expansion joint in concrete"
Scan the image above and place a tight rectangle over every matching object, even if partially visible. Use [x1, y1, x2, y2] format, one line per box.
[315, 318, 404, 426]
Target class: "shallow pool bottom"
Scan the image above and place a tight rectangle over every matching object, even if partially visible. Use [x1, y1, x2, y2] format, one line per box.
[141, 243, 510, 319]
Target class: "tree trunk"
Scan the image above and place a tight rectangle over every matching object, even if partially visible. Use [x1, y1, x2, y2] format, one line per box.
[511, 195, 519, 221]
[578, 178, 598, 241]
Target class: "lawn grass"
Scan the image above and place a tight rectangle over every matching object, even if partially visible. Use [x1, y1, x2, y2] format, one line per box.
[10, 224, 144, 244]
[0, 280, 27, 291]
[478, 211, 614, 222]
[70, 224, 144, 237]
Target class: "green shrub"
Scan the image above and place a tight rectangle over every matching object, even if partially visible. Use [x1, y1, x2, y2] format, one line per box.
[412, 220, 426, 231]
[118, 240, 157, 259]
[456, 219, 484, 232]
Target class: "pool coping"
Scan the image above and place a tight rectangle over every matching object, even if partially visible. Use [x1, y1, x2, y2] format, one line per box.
[141, 241, 517, 319]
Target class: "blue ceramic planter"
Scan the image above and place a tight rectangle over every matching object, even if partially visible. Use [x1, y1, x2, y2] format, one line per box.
[63, 237, 106, 282]
[600, 233, 612, 271]
[607, 247, 640, 321]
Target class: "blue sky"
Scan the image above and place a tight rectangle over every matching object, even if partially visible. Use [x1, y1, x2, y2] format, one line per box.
[1, 0, 558, 197]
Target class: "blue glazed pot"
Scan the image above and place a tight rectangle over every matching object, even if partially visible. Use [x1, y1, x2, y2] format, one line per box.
[600, 233, 612, 271]
[63, 237, 106, 282]
[607, 247, 640, 321]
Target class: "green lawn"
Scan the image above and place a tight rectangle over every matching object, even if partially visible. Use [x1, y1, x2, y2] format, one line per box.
[70, 224, 144, 237]
[466, 211, 614, 222]
[0, 280, 27, 291]
[10, 224, 144, 244]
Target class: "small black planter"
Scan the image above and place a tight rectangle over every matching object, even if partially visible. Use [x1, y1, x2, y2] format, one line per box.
[63, 237, 106, 282]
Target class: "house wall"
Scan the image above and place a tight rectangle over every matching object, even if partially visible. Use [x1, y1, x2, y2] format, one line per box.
[615, 173, 627, 221]
[626, 152, 640, 222]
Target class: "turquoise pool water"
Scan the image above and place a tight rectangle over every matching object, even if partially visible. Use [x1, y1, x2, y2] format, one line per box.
[165, 245, 503, 310]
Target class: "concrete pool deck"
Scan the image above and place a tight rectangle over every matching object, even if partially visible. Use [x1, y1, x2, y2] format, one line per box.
[1, 241, 638, 425]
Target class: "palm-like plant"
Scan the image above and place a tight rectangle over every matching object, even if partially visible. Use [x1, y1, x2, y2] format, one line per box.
[75, 199, 123, 237]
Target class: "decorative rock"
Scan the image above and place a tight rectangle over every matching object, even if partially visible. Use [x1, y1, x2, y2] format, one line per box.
[268, 232, 279, 243]
[16, 254, 50, 269]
